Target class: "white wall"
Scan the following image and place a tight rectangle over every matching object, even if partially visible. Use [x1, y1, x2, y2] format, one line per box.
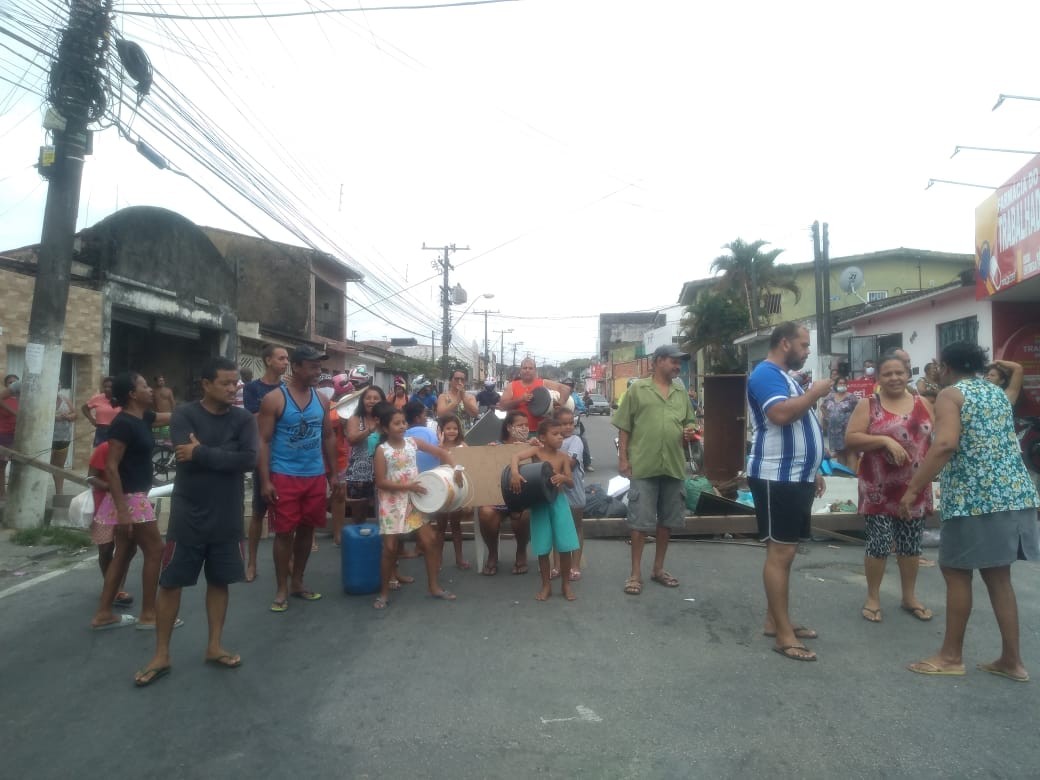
[643, 305, 684, 354]
[849, 288, 993, 369]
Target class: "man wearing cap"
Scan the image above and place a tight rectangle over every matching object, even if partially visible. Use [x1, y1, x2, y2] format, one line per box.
[257, 345, 342, 612]
[410, 377, 437, 412]
[499, 357, 573, 430]
[612, 345, 698, 596]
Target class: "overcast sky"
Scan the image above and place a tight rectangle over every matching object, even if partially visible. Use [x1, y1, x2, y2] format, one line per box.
[3, 0, 1040, 365]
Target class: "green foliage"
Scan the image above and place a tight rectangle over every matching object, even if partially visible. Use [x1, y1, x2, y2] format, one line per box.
[709, 238, 800, 330]
[560, 358, 591, 376]
[680, 288, 749, 373]
[12, 526, 91, 552]
[680, 237, 800, 373]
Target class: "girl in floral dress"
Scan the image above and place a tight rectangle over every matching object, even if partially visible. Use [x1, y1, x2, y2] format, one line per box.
[372, 406, 461, 609]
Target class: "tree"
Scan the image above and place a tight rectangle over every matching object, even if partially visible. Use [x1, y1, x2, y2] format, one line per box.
[680, 288, 749, 373]
[709, 238, 800, 330]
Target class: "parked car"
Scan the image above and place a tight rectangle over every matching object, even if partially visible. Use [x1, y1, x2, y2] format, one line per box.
[587, 393, 611, 415]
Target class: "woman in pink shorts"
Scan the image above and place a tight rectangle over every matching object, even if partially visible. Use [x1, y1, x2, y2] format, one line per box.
[90, 373, 172, 631]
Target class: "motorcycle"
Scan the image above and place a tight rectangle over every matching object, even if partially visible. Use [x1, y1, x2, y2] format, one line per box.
[1015, 416, 1040, 473]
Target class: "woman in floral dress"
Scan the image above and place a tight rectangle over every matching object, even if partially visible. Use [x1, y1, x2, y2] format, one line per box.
[846, 353, 934, 624]
[900, 343, 1039, 680]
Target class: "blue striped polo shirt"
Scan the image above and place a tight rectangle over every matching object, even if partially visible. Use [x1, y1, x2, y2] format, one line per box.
[746, 360, 823, 483]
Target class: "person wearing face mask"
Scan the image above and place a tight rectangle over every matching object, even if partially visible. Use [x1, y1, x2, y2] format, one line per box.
[862, 360, 876, 379]
[820, 373, 859, 469]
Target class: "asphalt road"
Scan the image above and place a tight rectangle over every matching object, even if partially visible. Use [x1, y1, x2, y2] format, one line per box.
[2, 519, 1039, 778]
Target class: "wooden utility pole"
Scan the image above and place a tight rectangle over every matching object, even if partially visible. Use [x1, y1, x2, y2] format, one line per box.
[422, 242, 468, 379]
[8, 0, 110, 529]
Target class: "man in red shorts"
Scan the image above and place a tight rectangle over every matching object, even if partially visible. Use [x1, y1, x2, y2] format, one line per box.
[257, 345, 342, 612]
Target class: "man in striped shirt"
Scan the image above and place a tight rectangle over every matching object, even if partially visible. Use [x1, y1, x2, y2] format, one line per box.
[747, 322, 831, 662]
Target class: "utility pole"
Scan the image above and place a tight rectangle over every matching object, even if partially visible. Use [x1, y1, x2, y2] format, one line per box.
[511, 341, 524, 376]
[423, 242, 469, 380]
[494, 328, 513, 383]
[821, 222, 832, 355]
[8, 0, 110, 529]
[477, 309, 498, 381]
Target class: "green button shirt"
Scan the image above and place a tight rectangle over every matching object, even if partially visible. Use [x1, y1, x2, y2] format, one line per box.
[611, 378, 696, 480]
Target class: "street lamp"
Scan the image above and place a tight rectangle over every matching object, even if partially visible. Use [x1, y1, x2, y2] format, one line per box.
[992, 93, 1040, 112]
[924, 178, 997, 191]
[950, 145, 1040, 158]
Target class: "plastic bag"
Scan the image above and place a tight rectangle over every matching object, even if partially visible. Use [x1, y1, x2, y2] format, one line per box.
[65, 489, 94, 530]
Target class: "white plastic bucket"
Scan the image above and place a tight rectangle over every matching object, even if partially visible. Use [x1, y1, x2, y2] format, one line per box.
[411, 466, 471, 513]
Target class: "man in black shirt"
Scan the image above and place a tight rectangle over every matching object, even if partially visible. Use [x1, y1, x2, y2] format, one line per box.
[243, 344, 288, 582]
[475, 377, 501, 411]
[134, 357, 257, 687]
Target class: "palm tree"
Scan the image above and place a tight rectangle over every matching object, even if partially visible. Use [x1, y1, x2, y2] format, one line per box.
[679, 288, 749, 373]
[709, 238, 800, 330]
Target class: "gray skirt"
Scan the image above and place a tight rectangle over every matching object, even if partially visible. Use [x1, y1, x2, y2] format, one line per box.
[940, 508, 1040, 569]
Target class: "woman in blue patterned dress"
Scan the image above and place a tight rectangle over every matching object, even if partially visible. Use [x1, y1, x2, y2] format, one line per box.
[900, 343, 1039, 681]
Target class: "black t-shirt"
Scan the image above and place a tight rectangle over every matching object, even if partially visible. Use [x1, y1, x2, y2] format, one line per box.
[243, 379, 281, 414]
[476, 388, 500, 407]
[107, 410, 156, 493]
[168, 402, 258, 545]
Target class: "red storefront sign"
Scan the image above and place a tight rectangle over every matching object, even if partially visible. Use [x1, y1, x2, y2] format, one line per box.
[975, 155, 1040, 299]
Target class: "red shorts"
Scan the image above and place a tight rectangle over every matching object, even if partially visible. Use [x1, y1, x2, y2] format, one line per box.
[269, 473, 327, 534]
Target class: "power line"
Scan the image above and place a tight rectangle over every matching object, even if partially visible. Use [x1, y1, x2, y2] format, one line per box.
[118, 0, 517, 22]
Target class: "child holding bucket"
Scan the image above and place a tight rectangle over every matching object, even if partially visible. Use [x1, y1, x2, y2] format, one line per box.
[435, 414, 471, 569]
[553, 407, 585, 582]
[373, 406, 462, 609]
[509, 418, 579, 601]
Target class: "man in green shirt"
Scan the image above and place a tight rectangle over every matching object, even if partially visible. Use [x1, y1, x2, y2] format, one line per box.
[613, 345, 698, 596]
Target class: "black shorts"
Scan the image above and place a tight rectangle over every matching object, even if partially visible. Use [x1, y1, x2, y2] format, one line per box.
[159, 540, 246, 588]
[748, 477, 815, 545]
[252, 476, 267, 517]
[347, 481, 374, 500]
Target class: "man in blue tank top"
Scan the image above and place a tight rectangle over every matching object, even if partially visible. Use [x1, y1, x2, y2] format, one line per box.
[257, 345, 342, 613]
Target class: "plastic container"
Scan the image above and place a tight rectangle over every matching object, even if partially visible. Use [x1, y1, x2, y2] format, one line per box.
[342, 523, 382, 594]
[500, 461, 558, 511]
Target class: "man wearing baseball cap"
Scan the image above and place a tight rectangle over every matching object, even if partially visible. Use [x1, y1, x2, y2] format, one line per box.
[257, 345, 342, 612]
[612, 344, 697, 596]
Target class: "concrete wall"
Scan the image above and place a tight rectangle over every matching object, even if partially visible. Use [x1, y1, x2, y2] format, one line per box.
[780, 256, 973, 323]
[0, 269, 103, 472]
[848, 287, 993, 372]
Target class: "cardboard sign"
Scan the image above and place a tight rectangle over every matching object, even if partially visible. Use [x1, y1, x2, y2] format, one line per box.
[452, 443, 533, 507]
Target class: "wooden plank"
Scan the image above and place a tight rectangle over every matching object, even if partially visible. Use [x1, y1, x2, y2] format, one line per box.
[0, 444, 89, 487]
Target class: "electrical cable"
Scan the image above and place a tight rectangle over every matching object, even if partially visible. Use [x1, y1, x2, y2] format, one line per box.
[118, 0, 518, 22]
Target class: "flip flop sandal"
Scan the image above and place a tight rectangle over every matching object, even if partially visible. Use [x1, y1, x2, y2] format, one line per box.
[429, 590, 457, 601]
[388, 579, 402, 591]
[269, 600, 288, 613]
[480, 564, 498, 576]
[135, 618, 184, 631]
[290, 590, 322, 601]
[907, 660, 965, 676]
[568, 569, 582, 582]
[92, 614, 138, 631]
[373, 596, 389, 610]
[113, 593, 134, 607]
[976, 663, 1030, 682]
[134, 666, 171, 688]
[549, 568, 560, 580]
[901, 604, 933, 621]
[206, 654, 242, 669]
[773, 644, 817, 662]
[650, 571, 680, 587]
[861, 607, 883, 623]
[763, 626, 818, 639]
[623, 577, 643, 595]
[512, 563, 529, 575]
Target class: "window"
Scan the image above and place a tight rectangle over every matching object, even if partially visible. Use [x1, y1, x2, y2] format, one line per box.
[763, 293, 782, 315]
[938, 316, 978, 351]
[867, 290, 888, 302]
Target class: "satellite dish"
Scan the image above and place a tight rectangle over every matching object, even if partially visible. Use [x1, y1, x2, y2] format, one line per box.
[838, 266, 865, 293]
